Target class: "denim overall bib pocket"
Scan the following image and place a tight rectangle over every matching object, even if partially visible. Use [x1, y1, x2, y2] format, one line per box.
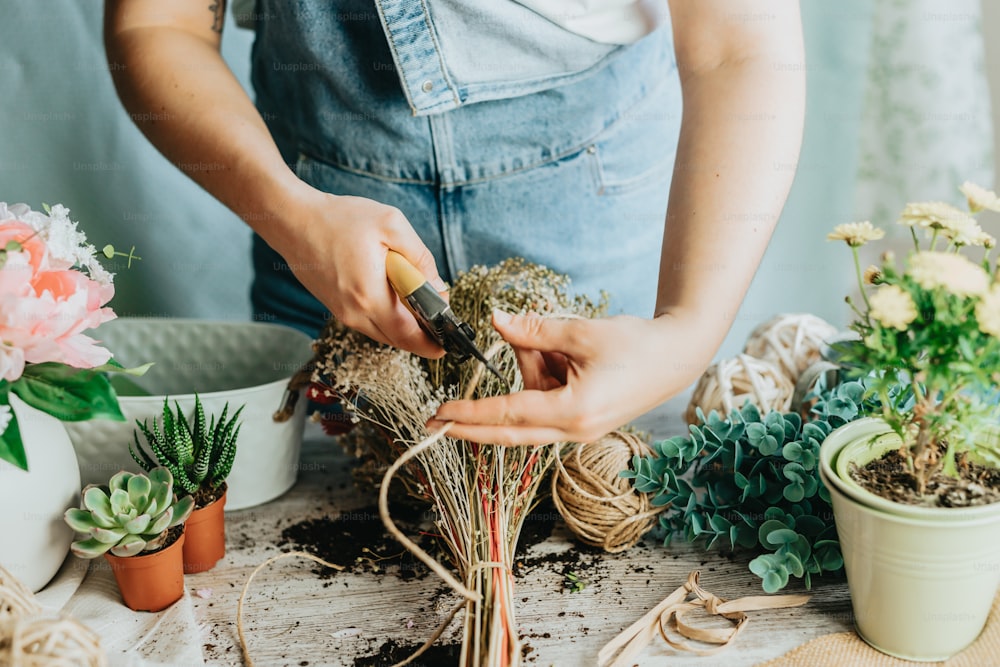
[249, 0, 681, 336]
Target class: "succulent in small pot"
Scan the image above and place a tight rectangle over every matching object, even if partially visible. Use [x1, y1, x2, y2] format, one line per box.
[130, 395, 242, 573]
[64, 467, 193, 611]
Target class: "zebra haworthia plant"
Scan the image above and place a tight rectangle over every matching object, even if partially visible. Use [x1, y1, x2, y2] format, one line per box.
[64, 467, 194, 558]
[130, 396, 242, 500]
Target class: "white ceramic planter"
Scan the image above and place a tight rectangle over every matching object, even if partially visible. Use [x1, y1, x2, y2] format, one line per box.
[820, 418, 1000, 661]
[64, 318, 314, 510]
[0, 395, 81, 592]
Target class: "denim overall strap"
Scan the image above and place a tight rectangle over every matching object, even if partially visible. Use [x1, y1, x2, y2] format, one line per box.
[372, 0, 461, 115]
[249, 0, 680, 337]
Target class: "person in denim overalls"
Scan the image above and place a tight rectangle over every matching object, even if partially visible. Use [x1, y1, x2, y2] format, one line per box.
[105, 0, 806, 445]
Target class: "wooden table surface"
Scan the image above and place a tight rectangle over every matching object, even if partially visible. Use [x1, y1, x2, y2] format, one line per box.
[189, 399, 854, 667]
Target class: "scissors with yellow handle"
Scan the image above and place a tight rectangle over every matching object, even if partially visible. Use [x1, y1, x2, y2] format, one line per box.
[385, 250, 509, 389]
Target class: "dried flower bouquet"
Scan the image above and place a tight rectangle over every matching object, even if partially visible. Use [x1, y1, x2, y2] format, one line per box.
[308, 258, 605, 667]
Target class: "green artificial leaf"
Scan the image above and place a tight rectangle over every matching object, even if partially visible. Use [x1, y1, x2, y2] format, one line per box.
[763, 528, 800, 548]
[758, 519, 791, 549]
[0, 385, 27, 471]
[690, 512, 706, 536]
[730, 520, 758, 549]
[814, 540, 844, 571]
[749, 554, 790, 593]
[782, 550, 806, 578]
[783, 483, 806, 503]
[12, 363, 125, 422]
[92, 359, 154, 376]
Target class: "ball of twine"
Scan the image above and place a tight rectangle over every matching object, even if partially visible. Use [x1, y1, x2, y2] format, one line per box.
[743, 313, 840, 381]
[0, 564, 106, 667]
[686, 354, 794, 425]
[0, 565, 41, 626]
[552, 431, 665, 553]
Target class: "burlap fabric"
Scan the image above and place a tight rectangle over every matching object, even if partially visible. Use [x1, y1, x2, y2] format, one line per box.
[757, 588, 1000, 667]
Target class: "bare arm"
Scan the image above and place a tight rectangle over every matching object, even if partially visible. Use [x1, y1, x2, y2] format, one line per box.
[434, 0, 806, 444]
[655, 0, 805, 344]
[104, 0, 445, 356]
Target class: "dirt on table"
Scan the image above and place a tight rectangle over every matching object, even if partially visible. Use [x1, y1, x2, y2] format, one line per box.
[850, 446, 1000, 507]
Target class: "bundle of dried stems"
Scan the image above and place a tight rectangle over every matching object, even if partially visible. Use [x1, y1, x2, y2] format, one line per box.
[308, 259, 605, 667]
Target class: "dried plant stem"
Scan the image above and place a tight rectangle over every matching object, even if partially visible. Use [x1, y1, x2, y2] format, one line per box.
[310, 259, 603, 667]
[378, 420, 478, 602]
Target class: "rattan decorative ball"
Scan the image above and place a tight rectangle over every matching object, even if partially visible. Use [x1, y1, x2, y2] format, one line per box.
[552, 431, 665, 553]
[0, 564, 106, 667]
[685, 354, 795, 425]
[0, 565, 41, 627]
[743, 313, 840, 380]
[0, 615, 106, 667]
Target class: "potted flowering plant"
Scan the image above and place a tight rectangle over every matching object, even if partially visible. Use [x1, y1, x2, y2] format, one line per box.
[819, 182, 1000, 661]
[0, 201, 144, 592]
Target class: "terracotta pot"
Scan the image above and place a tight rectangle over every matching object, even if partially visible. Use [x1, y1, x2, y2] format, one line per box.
[183, 488, 227, 573]
[0, 395, 81, 592]
[104, 531, 186, 612]
[820, 418, 1000, 661]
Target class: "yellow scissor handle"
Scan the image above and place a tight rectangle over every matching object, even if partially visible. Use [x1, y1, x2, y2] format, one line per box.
[385, 250, 429, 298]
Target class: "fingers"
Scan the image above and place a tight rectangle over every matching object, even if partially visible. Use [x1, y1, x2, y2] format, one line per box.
[369, 289, 446, 359]
[428, 391, 575, 445]
[492, 310, 591, 355]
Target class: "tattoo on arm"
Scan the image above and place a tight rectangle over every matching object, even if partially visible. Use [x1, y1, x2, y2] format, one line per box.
[210, 1, 226, 33]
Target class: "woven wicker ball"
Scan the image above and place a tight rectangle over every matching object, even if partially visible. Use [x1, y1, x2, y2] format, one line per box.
[743, 313, 840, 380]
[0, 565, 41, 627]
[552, 431, 665, 553]
[685, 354, 795, 425]
[0, 564, 106, 667]
[0, 614, 106, 667]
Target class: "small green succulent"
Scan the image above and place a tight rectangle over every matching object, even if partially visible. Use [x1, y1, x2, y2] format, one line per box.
[64, 467, 194, 558]
[130, 396, 242, 500]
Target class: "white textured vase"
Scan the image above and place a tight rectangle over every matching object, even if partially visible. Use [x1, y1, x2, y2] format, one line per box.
[0, 395, 81, 592]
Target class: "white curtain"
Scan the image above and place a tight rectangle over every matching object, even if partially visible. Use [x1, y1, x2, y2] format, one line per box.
[854, 0, 994, 225]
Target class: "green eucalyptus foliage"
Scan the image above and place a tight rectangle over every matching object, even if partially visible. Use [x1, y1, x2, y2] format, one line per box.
[130, 396, 243, 497]
[622, 378, 888, 593]
[64, 467, 194, 558]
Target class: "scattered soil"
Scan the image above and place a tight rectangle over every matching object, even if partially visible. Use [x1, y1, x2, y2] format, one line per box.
[851, 447, 1000, 507]
[278, 502, 436, 580]
[353, 639, 461, 666]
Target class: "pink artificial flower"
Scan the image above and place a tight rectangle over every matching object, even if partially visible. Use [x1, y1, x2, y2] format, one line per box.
[0, 215, 116, 382]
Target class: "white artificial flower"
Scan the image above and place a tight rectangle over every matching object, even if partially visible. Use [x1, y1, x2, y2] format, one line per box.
[0, 405, 11, 436]
[827, 221, 886, 247]
[959, 181, 1000, 213]
[976, 285, 1000, 337]
[898, 201, 975, 231]
[908, 251, 990, 298]
[939, 214, 990, 247]
[2, 203, 113, 285]
[868, 285, 918, 331]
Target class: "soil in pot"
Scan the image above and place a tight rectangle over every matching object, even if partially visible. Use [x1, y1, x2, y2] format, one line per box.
[850, 445, 1000, 508]
[105, 525, 185, 612]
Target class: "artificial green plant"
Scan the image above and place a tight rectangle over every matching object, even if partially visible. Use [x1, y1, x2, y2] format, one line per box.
[623, 376, 910, 592]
